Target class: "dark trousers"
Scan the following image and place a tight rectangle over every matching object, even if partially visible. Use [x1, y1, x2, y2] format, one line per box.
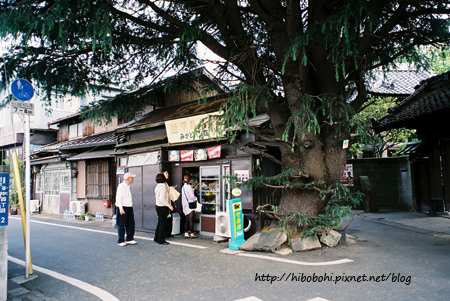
[185, 211, 195, 233]
[154, 205, 169, 244]
[117, 207, 135, 243]
[166, 214, 173, 237]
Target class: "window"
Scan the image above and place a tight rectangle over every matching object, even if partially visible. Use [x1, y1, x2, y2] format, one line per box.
[69, 123, 83, 139]
[118, 111, 144, 125]
[36, 173, 43, 193]
[61, 172, 71, 192]
[86, 160, 110, 199]
[43, 170, 70, 195]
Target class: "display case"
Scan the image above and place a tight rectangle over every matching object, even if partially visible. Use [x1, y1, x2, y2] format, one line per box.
[199, 166, 220, 215]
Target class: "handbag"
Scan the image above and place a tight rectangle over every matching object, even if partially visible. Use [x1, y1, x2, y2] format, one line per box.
[183, 186, 197, 209]
[168, 186, 180, 202]
[195, 202, 202, 213]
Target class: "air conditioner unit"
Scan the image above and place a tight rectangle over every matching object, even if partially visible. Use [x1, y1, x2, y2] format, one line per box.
[215, 212, 231, 238]
[70, 201, 85, 215]
[30, 200, 41, 213]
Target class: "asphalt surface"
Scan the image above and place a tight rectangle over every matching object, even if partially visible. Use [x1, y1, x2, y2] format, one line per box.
[5, 210, 450, 301]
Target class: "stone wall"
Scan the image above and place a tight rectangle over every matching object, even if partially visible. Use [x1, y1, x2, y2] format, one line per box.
[348, 157, 414, 211]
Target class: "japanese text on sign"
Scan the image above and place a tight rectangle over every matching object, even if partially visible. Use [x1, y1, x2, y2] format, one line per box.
[164, 112, 222, 144]
[0, 173, 10, 226]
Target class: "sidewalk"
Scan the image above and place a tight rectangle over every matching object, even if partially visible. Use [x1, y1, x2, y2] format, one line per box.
[7, 263, 46, 301]
[355, 210, 450, 239]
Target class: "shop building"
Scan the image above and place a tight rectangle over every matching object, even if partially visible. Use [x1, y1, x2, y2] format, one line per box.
[115, 95, 278, 237]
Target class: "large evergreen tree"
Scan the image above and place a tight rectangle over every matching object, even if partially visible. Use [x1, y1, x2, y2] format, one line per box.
[1, 1, 449, 228]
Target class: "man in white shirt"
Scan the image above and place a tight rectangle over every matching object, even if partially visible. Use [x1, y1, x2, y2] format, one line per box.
[116, 172, 137, 247]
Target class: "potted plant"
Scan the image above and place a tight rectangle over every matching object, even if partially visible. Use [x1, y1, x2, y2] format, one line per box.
[80, 213, 90, 221]
[10, 204, 19, 215]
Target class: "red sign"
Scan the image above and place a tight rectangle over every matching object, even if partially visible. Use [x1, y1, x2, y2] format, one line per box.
[180, 150, 194, 161]
[207, 145, 221, 159]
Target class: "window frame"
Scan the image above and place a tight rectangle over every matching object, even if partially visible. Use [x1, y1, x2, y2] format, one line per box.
[85, 160, 110, 199]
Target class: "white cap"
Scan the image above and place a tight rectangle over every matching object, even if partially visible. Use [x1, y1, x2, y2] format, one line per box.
[124, 172, 136, 180]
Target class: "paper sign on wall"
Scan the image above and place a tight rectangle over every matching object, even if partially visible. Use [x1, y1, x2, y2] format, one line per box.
[343, 140, 349, 149]
[181, 150, 194, 161]
[340, 164, 354, 186]
[207, 145, 221, 159]
[128, 151, 160, 167]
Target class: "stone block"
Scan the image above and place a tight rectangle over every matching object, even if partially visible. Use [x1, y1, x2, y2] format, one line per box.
[239, 229, 287, 252]
[274, 245, 293, 256]
[290, 236, 321, 252]
[334, 229, 346, 244]
[320, 230, 342, 247]
[239, 233, 261, 251]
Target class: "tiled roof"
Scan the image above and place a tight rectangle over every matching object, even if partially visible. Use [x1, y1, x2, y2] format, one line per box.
[373, 71, 450, 132]
[59, 130, 119, 150]
[117, 94, 228, 132]
[30, 140, 70, 156]
[31, 130, 121, 155]
[367, 67, 434, 97]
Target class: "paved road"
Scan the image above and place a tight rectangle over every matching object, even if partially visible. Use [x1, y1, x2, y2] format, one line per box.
[6, 213, 450, 301]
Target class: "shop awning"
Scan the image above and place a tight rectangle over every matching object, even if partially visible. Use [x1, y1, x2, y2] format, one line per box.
[67, 148, 114, 161]
[118, 134, 167, 147]
[114, 143, 168, 155]
[30, 155, 62, 165]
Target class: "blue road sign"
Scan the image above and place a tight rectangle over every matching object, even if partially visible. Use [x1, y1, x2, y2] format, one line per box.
[10, 79, 34, 101]
[0, 173, 10, 227]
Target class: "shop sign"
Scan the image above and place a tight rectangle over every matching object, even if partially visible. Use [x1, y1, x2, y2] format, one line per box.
[194, 149, 208, 161]
[207, 145, 221, 159]
[180, 150, 194, 161]
[168, 150, 180, 161]
[228, 199, 246, 250]
[0, 173, 10, 226]
[340, 164, 354, 186]
[232, 188, 242, 197]
[116, 167, 126, 175]
[165, 112, 222, 144]
[235, 170, 249, 183]
[128, 151, 160, 167]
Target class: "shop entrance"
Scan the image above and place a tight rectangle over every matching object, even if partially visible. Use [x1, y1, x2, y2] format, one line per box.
[172, 163, 230, 236]
[181, 167, 200, 191]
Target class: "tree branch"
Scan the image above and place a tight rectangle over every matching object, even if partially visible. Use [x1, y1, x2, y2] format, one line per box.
[237, 146, 283, 166]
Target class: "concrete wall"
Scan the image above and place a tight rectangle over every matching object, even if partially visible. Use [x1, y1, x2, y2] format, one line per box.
[348, 156, 414, 211]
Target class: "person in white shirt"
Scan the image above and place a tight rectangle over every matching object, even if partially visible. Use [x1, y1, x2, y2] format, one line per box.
[154, 173, 174, 244]
[116, 172, 137, 247]
[181, 173, 198, 238]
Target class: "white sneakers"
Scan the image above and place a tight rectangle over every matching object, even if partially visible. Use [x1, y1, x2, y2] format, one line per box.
[118, 240, 137, 246]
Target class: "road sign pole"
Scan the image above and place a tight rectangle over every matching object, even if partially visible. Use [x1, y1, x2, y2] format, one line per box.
[10, 79, 35, 278]
[25, 115, 32, 277]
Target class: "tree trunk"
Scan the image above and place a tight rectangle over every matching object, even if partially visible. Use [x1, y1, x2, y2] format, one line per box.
[275, 62, 350, 216]
[277, 129, 349, 216]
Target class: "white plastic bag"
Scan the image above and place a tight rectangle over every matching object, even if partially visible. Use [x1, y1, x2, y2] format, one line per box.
[195, 202, 202, 213]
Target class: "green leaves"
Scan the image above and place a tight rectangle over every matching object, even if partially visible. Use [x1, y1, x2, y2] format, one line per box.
[257, 181, 362, 238]
[194, 84, 271, 143]
[351, 97, 416, 158]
